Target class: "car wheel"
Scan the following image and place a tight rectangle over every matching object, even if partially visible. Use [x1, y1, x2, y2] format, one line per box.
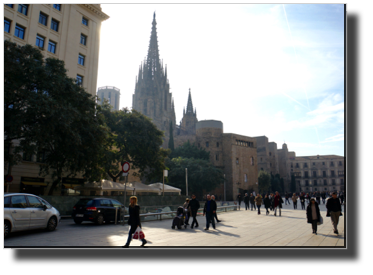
[96, 215, 104, 225]
[4, 220, 11, 238]
[46, 216, 57, 231]
[74, 219, 82, 224]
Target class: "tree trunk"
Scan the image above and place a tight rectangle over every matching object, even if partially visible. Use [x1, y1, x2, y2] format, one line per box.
[47, 177, 61, 195]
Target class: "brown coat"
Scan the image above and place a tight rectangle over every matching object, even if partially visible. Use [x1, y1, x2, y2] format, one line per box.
[255, 195, 262, 206]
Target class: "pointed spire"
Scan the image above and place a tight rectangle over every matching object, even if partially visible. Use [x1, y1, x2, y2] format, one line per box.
[145, 12, 161, 78]
[186, 88, 194, 113]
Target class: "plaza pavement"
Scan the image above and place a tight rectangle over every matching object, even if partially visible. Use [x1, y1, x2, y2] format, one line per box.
[4, 200, 345, 248]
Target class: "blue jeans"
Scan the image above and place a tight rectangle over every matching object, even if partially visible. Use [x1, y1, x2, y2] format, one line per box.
[126, 227, 146, 245]
[205, 212, 215, 229]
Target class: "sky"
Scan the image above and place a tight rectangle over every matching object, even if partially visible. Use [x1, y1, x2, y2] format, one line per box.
[96, 3, 345, 157]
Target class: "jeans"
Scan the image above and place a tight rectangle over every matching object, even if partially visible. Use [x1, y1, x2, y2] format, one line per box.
[312, 220, 318, 233]
[293, 201, 297, 209]
[191, 211, 199, 227]
[257, 205, 261, 214]
[330, 211, 341, 231]
[245, 203, 249, 210]
[205, 212, 215, 229]
[265, 207, 269, 214]
[274, 206, 281, 216]
[301, 201, 305, 210]
[250, 203, 256, 210]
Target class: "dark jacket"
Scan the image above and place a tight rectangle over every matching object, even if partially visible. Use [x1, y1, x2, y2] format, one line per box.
[306, 202, 321, 223]
[274, 195, 283, 208]
[128, 205, 141, 233]
[244, 195, 250, 204]
[264, 197, 271, 208]
[249, 195, 255, 204]
[326, 197, 342, 216]
[203, 199, 217, 214]
[237, 195, 242, 202]
[188, 198, 200, 214]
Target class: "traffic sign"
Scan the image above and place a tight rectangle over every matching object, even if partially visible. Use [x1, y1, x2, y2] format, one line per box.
[5, 175, 13, 183]
[122, 162, 130, 173]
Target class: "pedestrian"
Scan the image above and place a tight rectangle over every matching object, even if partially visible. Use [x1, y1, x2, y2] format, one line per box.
[306, 193, 310, 204]
[255, 194, 262, 215]
[188, 194, 200, 229]
[264, 194, 271, 215]
[306, 198, 321, 235]
[203, 194, 217, 230]
[274, 191, 283, 216]
[316, 192, 321, 205]
[249, 193, 256, 210]
[300, 192, 306, 210]
[243, 193, 250, 210]
[326, 192, 343, 234]
[183, 198, 191, 225]
[211, 195, 221, 222]
[292, 193, 298, 209]
[270, 193, 274, 211]
[321, 192, 326, 204]
[285, 193, 289, 205]
[122, 196, 147, 247]
[339, 191, 344, 205]
[237, 193, 242, 210]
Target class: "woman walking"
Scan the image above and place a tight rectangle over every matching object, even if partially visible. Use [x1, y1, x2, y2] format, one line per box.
[123, 196, 147, 247]
[300, 192, 306, 210]
[255, 194, 262, 215]
[264, 194, 271, 215]
[292, 193, 298, 209]
[306, 198, 321, 234]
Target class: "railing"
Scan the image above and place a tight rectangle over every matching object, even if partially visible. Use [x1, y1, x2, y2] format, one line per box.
[98, 86, 120, 92]
[117, 205, 238, 224]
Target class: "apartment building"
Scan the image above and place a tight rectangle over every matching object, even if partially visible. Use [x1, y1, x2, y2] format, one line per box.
[4, 4, 109, 195]
[4, 4, 109, 96]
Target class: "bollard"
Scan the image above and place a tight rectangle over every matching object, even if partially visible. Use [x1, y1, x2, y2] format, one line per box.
[115, 207, 118, 224]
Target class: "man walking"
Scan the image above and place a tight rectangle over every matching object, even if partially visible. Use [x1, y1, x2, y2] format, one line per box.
[188, 194, 200, 229]
[203, 194, 217, 230]
[243, 193, 250, 210]
[292, 193, 298, 209]
[249, 193, 256, 211]
[326, 192, 343, 234]
[300, 192, 306, 210]
[237, 193, 242, 210]
[274, 191, 283, 216]
[211, 195, 221, 222]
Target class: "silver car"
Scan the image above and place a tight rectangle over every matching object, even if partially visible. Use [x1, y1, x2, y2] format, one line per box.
[4, 193, 61, 238]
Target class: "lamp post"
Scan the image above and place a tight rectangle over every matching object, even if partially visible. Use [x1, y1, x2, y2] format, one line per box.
[223, 174, 226, 201]
[163, 170, 168, 196]
[185, 168, 188, 196]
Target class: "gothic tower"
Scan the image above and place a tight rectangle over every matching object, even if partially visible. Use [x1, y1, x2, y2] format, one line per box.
[179, 88, 198, 135]
[132, 13, 176, 138]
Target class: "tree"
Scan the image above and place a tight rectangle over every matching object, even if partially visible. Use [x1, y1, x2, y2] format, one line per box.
[169, 140, 210, 160]
[4, 41, 110, 195]
[98, 102, 170, 182]
[271, 173, 283, 193]
[166, 157, 224, 197]
[290, 174, 296, 193]
[258, 170, 271, 194]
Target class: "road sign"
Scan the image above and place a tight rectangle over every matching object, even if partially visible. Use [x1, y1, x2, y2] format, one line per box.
[5, 175, 13, 183]
[122, 162, 130, 173]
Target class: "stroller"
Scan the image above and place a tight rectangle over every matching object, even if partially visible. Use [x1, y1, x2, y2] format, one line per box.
[172, 206, 187, 229]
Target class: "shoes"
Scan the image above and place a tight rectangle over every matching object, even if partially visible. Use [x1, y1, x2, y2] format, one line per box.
[334, 230, 339, 234]
[217, 220, 221, 222]
[122, 244, 129, 248]
[195, 224, 199, 228]
[315, 232, 317, 235]
[212, 225, 215, 229]
[204, 228, 209, 230]
[172, 226, 175, 229]
[191, 226, 194, 229]
[141, 240, 147, 247]
[274, 213, 276, 216]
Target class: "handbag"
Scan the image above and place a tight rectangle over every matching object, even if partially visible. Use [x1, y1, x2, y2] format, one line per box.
[133, 226, 145, 240]
[317, 216, 323, 225]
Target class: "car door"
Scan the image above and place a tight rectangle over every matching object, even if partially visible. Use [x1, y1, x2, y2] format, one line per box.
[100, 199, 114, 221]
[9, 195, 31, 231]
[27, 195, 49, 229]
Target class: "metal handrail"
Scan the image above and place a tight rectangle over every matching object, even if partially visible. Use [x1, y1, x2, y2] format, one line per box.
[119, 205, 238, 224]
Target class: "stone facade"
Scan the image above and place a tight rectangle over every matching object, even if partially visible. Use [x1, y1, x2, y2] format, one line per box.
[268, 142, 279, 175]
[255, 136, 270, 174]
[291, 155, 345, 193]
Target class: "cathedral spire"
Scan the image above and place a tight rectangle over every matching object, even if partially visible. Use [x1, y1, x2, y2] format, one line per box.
[186, 88, 194, 113]
[145, 11, 161, 78]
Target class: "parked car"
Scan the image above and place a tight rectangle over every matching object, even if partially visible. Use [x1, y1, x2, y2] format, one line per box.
[4, 193, 61, 238]
[72, 198, 125, 225]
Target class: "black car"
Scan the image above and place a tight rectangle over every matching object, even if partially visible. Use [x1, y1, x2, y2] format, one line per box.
[72, 198, 124, 225]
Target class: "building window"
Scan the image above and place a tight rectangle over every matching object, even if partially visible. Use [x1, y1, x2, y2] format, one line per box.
[340, 179, 344, 185]
[339, 161, 343, 166]
[313, 180, 317, 186]
[4, 19, 11, 33]
[39, 12, 48, 26]
[312, 171, 317, 177]
[250, 157, 254, 166]
[269, 152, 272, 156]
[261, 168, 263, 171]
[82, 17, 88, 26]
[322, 162, 325, 165]
[18, 4, 28, 16]
[295, 163, 299, 168]
[51, 19, 59, 32]
[101, 93, 104, 104]
[80, 34, 87, 45]
[108, 92, 111, 104]
[35, 35, 45, 49]
[48, 41, 56, 53]
[78, 54, 85, 66]
[291, 163, 293, 168]
[270, 163, 272, 167]
[206, 142, 209, 148]
[217, 142, 219, 148]
[236, 158, 239, 164]
[331, 170, 335, 177]
[304, 163, 308, 168]
[6, 4, 13, 8]
[323, 171, 326, 177]
[332, 179, 336, 185]
[323, 179, 327, 185]
[312, 162, 315, 165]
[330, 161, 334, 167]
[76, 75, 83, 86]
[244, 174, 247, 183]
[37, 150, 48, 163]
[305, 180, 309, 186]
[53, 4, 61, 11]
[15, 24, 25, 39]
[215, 154, 219, 161]
[304, 171, 309, 178]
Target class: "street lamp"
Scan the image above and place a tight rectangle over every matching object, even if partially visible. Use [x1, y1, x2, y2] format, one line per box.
[185, 168, 188, 196]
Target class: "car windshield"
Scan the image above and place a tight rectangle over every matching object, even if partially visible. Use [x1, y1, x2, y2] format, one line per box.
[76, 199, 95, 207]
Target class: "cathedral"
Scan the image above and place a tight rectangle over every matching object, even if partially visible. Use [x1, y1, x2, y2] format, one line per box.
[132, 13, 198, 147]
